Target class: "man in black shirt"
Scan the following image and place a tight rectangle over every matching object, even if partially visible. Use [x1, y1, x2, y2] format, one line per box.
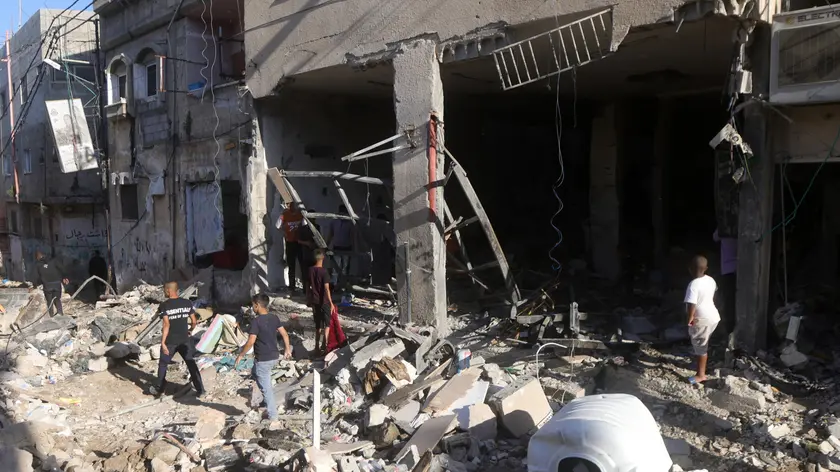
[34, 251, 68, 317]
[308, 249, 334, 354]
[235, 293, 291, 421]
[150, 281, 205, 398]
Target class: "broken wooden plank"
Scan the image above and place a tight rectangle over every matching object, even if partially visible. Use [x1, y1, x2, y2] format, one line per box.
[445, 149, 520, 307]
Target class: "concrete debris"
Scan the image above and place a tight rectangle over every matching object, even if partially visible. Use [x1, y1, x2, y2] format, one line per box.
[1, 275, 833, 472]
[87, 357, 108, 372]
[489, 376, 552, 438]
[709, 375, 767, 414]
[780, 344, 808, 368]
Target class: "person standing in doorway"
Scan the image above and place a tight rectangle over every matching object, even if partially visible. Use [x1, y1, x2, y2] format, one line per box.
[88, 250, 108, 300]
[150, 281, 205, 398]
[326, 205, 355, 287]
[713, 228, 737, 336]
[281, 202, 304, 293]
[34, 251, 68, 317]
[235, 293, 292, 421]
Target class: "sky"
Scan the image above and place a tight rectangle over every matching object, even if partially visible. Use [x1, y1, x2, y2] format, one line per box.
[0, 0, 91, 34]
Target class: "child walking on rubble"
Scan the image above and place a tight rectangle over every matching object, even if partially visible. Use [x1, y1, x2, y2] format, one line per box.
[308, 249, 334, 354]
[150, 281, 205, 398]
[235, 293, 292, 421]
[685, 255, 720, 385]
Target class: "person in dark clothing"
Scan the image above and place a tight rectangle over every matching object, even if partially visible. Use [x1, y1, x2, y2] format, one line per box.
[298, 219, 317, 297]
[150, 281, 205, 398]
[281, 202, 305, 293]
[235, 293, 292, 421]
[35, 251, 68, 317]
[88, 250, 108, 300]
[307, 249, 334, 354]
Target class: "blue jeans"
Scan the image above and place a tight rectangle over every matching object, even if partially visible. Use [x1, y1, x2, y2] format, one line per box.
[253, 359, 278, 420]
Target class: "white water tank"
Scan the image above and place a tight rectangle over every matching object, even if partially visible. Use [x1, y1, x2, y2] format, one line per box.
[528, 394, 673, 472]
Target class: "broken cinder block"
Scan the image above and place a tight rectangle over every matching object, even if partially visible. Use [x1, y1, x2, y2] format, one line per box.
[488, 376, 552, 438]
[709, 376, 766, 414]
[350, 338, 405, 376]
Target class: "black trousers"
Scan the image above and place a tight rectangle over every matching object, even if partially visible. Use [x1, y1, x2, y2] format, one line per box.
[157, 340, 204, 394]
[720, 272, 737, 335]
[286, 241, 303, 291]
[44, 284, 63, 317]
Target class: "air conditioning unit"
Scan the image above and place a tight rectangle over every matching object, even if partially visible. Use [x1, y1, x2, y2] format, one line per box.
[771, 5, 840, 104]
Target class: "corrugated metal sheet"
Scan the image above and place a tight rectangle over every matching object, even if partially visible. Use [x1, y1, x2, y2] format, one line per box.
[45, 98, 97, 173]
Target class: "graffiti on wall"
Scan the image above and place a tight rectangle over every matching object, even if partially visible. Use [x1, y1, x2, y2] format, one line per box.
[114, 231, 172, 290]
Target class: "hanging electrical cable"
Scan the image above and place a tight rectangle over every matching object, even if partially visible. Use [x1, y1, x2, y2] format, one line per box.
[208, 0, 225, 229]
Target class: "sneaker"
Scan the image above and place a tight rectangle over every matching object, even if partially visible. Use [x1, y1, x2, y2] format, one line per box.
[149, 385, 162, 396]
[195, 390, 206, 399]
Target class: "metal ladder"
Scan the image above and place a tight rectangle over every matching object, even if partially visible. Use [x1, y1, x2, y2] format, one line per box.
[492, 8, 613, 91]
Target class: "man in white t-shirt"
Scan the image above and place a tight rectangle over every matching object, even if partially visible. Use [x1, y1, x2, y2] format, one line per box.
[684, 255, 720, 384]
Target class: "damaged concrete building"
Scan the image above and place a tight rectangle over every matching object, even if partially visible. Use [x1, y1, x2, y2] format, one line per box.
[0, 9, 107, 284]
[241, 0, 785, 346]
[94, 0, 261, 304]
[90, 0, 840, 354]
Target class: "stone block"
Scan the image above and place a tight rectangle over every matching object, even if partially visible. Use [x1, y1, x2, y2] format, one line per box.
[143, 439, 180, 463]
[391, 400, 420, 424]
[366, 404, 390, 429]
[487, 376, 552, 438]
[456, 403, 497, 441]
[87, 357, 108, 372]
[195, 410, 227, 441]
[709, 376, 766, 414]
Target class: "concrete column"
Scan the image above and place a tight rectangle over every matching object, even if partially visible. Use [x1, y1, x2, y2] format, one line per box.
[736, 23, 774, 353]
[589, 104, 621, 281]
[735, 106, 773, 353]
[246, 117, 269, 295]
[392, 39, 447, 334]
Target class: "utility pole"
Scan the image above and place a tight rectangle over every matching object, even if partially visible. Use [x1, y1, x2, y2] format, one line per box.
[93, 18, 115, 293]
[4, 31, 19, 203]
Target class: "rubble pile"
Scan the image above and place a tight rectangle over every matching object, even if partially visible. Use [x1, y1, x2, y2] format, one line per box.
[3, 279, 840, 472]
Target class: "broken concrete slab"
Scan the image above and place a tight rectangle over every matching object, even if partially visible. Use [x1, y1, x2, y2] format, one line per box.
[488, 376, 552, 438]
[366, 404, 390, 428]
[150, 457, 173, 472]
[338, 456, 361, 472]
[424, 368, 481, 414]
[709, 376, 766, 414]
[780, 344, 808, 368]
[456, 403, 497, 441]
[143, 439, 181, 463]
[446, 381, 489, 414]
[350, 338, 405, 376]
[382, 360, 450, 409]
[394, 414, 457, 463]
[323, 441, 375, 455]
[87, 357, 109, 372]
[392, 400, 421, 424]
